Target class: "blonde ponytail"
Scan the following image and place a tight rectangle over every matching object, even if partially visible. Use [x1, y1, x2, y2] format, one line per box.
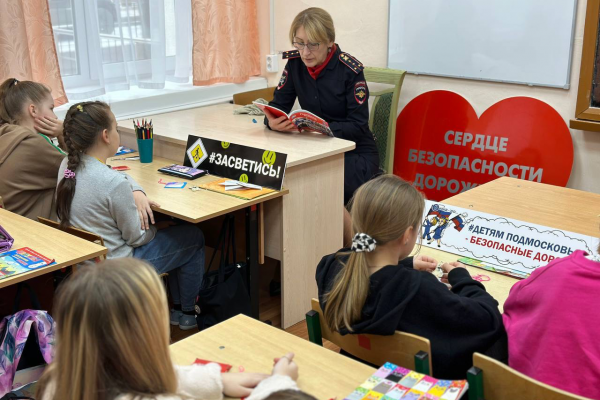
[324, 251, 370, 332]
[323, 175, 425, 332]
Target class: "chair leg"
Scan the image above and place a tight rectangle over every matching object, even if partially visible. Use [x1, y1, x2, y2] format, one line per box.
[414, 351, 430, 375]
[467, 366, 484, 400]
[305, 310, 323, 346]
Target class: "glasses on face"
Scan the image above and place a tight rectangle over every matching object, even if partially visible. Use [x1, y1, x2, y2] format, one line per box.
[292, 42, 320, 52]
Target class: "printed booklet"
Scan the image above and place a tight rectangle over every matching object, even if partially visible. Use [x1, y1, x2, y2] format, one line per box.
[253, 102, 334, 137]
[0, 247, 55, 281]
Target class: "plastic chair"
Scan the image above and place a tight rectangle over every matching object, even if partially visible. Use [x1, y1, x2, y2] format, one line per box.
[467, 353, 591, 400]
[233, 87, 276, 105]
[363, 67, 406, 173]
[305, 298, 432, 374]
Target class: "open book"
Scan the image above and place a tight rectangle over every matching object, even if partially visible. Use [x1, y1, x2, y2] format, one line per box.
[253, 102, 334, 137]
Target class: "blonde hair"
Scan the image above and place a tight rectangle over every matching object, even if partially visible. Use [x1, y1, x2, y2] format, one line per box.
[289, 7, 335, 45]
[324, 175, 425, 333]
[0, 78, 51, 126]
[37, 258, 178, 400]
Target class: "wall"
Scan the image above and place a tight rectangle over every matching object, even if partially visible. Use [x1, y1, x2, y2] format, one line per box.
[258, 0, 600, 193]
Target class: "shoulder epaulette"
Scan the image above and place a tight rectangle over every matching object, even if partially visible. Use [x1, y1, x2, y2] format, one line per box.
[339, 52, 364, 74]
[282, 50, 300, 59]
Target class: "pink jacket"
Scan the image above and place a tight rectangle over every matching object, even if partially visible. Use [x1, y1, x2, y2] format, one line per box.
[503, 250, 600, 399]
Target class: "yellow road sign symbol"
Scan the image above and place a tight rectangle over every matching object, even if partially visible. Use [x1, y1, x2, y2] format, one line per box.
[191, 145, 204, 163]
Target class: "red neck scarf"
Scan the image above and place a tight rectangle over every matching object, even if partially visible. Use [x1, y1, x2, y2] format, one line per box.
[306, 44, 337, 80]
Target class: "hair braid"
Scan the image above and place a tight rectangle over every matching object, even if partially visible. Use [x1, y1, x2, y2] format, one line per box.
[56, 101, 113, 228]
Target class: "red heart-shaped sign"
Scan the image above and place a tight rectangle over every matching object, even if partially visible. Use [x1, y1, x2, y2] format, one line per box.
[393, 91, 573, 200]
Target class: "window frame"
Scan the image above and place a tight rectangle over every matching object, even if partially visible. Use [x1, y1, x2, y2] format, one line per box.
[571, 0, 600, 131]
[55, 0, 179, 90]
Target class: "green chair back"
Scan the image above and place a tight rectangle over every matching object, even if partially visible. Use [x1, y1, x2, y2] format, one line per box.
[364, 67, 406, 173]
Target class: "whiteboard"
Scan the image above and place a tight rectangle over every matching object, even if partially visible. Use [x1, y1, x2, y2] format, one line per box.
[387, 0, 578, 88]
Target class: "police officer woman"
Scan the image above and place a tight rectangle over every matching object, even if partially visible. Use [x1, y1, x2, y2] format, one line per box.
[264, 7, 379, 207]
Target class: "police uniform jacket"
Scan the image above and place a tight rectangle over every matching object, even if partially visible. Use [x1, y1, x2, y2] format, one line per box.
[265, 45, 379, 159]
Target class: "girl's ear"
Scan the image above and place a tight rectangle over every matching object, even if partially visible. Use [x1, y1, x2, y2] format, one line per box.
[27, 103, 37, 118]
[101, 128, 110, 144]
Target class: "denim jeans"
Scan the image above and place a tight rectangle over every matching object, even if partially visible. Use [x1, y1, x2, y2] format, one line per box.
[133, 224, 204, 311]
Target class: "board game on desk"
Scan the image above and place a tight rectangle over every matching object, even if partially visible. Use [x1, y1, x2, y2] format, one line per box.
[345, 362, 467, 400]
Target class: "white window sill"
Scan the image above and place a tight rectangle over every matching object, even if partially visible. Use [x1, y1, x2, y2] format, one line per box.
[55, 77, 268, 120]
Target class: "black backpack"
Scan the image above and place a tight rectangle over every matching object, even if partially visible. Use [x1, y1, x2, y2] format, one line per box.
[195, 215, 251, 330]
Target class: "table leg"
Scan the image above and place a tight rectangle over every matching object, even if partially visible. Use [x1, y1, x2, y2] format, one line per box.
[246, 205, 260, 318]
[263, 154, 344, 328]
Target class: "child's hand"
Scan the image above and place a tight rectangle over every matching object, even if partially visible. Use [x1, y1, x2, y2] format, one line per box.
[132, 191, 160, 230]
[221, 372, 268, 397]
[413, 254, 438, 272]
[440, 262, 466, 283]
[35, 117, 63, 138]
[272, 352, 299, 381]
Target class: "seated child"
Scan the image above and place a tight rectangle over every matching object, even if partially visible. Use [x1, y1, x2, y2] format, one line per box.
[55, 101, 202, 330]
[316, 175, 506, 379]
[503, 246, 600, 398]
[36, 258, 300, 400]
[0, 78, 66, 220]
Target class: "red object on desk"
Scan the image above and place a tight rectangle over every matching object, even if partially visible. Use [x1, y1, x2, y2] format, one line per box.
[194, 358, 232, 372]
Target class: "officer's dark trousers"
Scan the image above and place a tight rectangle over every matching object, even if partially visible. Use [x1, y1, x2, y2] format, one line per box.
[344, 152, 380, 205]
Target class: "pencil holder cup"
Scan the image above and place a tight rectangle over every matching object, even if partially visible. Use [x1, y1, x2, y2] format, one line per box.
[137, 139, 154, 163]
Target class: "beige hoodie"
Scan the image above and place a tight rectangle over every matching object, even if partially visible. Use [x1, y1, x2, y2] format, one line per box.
[0, 123, 65, 220]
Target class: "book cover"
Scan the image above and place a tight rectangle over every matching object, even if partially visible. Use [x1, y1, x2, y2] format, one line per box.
[344, 363, 467, 400]
[0, 248, 55, 281]
[253, 102, 334, 137]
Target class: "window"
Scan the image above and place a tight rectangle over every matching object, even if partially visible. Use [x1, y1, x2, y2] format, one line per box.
[49, 0, 190, 98]
[572, 0, 600, 131]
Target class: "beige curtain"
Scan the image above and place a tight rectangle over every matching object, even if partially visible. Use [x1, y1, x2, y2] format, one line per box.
[191, 0, 261, 86]
[0, 0, 67, 106]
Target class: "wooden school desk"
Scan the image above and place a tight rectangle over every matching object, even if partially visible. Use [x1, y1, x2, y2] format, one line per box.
[0, 208, 107, 289]
[113, 155, 288, 318]
[117, 104, 355, 328]
[170, 314, 375, 399]
[414, 177, 600, 311]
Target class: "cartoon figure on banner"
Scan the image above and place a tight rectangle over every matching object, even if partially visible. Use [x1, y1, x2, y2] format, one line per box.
[423, 216, 438, 241]
[431, 217, 450, 247]
[422, 205, 469, 247]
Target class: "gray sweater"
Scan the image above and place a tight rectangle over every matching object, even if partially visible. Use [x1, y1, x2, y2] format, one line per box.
[57, 154, 156, 258]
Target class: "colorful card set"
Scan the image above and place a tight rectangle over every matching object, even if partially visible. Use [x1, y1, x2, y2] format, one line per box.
[344, 363, 467, 400]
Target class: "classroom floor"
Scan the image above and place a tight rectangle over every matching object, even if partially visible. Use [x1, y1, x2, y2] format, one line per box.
[170, 258, 340, 352]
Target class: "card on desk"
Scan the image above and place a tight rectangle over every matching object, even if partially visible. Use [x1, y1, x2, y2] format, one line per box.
[194, 358, 232, 372]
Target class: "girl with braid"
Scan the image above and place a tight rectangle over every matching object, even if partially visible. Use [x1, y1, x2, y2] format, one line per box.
[55, 101, 204, 330]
